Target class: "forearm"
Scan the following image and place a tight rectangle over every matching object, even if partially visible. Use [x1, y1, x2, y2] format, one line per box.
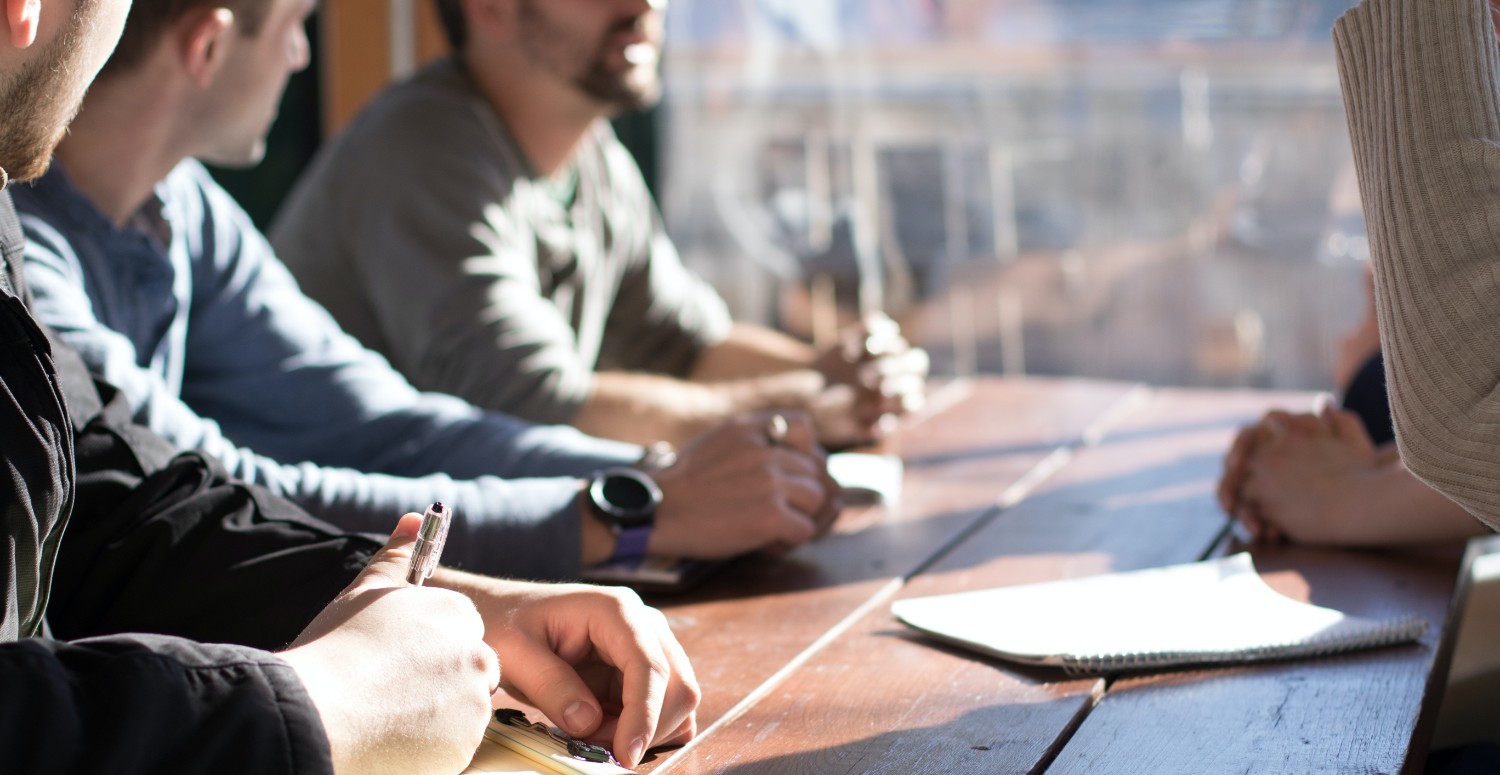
[1332, 462, 1491, 545]
[1336, 0, 1500, 529]
[573, 369, 822, 447]
[0, 636, 331, 775]
[689, 323, 817, 381]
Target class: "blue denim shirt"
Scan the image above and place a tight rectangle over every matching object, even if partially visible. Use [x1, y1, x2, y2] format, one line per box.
[16, 160, 641, 579]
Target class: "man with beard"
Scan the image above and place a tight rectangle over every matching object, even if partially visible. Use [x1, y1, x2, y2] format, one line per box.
[17, 0, 841, 580]
[0, 2, 698, 772]
[271, 0, 930, 451]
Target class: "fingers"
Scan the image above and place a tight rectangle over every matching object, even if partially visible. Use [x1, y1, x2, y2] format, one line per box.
[650, 611, 700, 748]
[868, 347, 930, 385]
[1234, 504, 1266, 543]
[1312, 392, 1339, 428]
[775, 470, 829, 523]
[767, 445, 840, 541]
[1218, 424, 1261, 514]
[855, 349, 929, 419]
[760, 414, 839, 533]
[1328, 406, 1372, 444]
[608, 607, 699, 765]
[498, 629, 609, 741]
[1261, 410, 1292, 441]
[753, 410, 819, 456]
[808, 482, 844, 539]
[1220, 408, 1327, 516]
[824, 317, 926, 407]
[498, 590, 699, 769]
[479, 639, 502, 698]
[353, 512, 426, 591]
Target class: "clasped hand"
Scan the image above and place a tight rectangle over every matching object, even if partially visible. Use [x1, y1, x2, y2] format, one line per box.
[811, 313, 930, 448]
[1217, 403, 1385, 545]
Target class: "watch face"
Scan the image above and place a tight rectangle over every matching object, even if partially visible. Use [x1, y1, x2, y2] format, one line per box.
[591, 468, 661, 528]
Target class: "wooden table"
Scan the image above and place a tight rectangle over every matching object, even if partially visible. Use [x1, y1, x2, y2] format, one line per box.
[635, 377, 1464, 775]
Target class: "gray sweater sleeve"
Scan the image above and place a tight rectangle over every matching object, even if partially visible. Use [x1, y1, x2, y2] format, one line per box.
[1335, 0, 1500, 530]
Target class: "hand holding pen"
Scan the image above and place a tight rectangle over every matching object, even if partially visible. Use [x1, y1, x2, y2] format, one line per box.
[280, 510, 497, 775]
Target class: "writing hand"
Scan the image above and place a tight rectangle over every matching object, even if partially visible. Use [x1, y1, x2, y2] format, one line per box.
[280, 513, 499, 775]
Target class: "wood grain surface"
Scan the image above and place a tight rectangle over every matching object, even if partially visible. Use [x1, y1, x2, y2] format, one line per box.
[1029, 389, 1464, 775]
[639, 378, 1138, 768]
[631, 381, 1461, 774]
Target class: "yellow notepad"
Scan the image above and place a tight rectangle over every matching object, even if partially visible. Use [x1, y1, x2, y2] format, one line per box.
[893, 553, 1426, 675]
[463, 711, 634, 775]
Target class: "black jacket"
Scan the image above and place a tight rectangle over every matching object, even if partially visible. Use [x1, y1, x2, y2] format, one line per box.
[0, 189, 381, 774]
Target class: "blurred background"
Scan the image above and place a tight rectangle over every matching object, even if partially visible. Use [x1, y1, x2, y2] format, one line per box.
[227, 0, 1368, 391]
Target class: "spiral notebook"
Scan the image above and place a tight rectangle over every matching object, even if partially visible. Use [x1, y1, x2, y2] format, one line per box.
[892, 553, 1426, 675]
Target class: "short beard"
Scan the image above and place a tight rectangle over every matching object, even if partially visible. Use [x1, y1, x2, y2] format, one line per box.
[518, 1, 663, 116]
[575, 57, 661, 115]
[0, 0, 102, 184]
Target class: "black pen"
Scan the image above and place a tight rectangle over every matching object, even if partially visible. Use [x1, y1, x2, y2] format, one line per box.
[406, 502, 451, 586]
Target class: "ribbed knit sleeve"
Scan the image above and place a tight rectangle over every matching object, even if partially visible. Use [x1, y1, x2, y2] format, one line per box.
[1335, 0, 1500, 530]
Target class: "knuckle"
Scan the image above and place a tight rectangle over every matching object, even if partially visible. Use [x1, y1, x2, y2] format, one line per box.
[779, 509, 816, 543]
[642, 654, 673, 684]
[601, 584, 644, 611]
[474, 643, 500, 677]
[676, 675, 704, 712]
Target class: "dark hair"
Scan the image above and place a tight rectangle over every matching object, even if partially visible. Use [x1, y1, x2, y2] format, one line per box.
[102, 0, 272, 77]
[432, 0, 466, 51]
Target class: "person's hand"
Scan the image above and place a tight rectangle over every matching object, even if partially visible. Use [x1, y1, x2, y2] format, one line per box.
[1230, 406, 1384, 545]
[279, 513, 499, 775]
[434, 575, 700, 768]
[650, 411, 841, 559]
[1218, 416, 1270, 537]
[812, 313, 929, 448]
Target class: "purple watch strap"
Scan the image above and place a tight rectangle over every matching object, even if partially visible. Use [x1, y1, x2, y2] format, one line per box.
[610, 525, 653, 562]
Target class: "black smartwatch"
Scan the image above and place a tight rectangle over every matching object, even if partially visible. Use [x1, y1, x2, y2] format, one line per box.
[586, 467, 661, 562]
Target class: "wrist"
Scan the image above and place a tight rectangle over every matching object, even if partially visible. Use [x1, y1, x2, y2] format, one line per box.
[277, 649, 362, 775]
[579, 485, 617, 566]
[738, 370, 824, 412]
[581, 469, 661, 564]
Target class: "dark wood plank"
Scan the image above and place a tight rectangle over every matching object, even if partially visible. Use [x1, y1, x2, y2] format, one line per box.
[653, 385, 1305, 773]
[637, 378, 1141, 768]
[1046, 390, 1465, 775]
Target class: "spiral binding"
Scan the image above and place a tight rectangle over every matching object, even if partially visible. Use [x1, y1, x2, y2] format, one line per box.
[1058, 615, 1427, 676]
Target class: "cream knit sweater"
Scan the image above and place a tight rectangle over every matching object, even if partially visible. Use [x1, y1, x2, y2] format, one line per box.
[1336, 0, 1500, 530]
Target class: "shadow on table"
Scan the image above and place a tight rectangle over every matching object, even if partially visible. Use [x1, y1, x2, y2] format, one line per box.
[684, 701, 1091, 775]
[650, 449, 1235, 606]
[647, 504, 1000, 605]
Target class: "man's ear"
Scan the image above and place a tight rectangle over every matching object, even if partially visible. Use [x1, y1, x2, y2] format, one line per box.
[179, 6, 235, 87]
[7, 0, 40, 49]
